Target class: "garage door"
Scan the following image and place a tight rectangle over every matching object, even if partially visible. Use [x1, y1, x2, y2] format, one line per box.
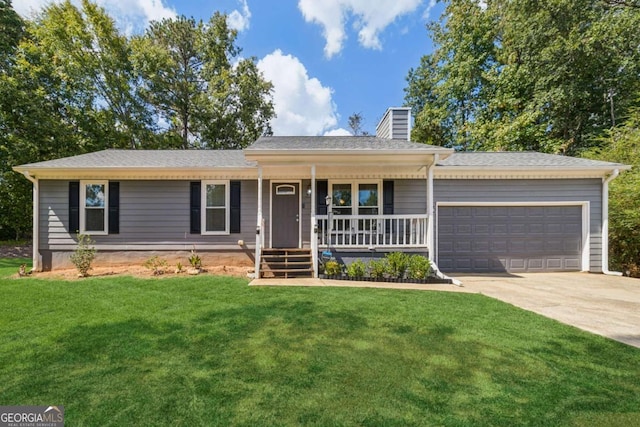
[437, 205, 583, 272]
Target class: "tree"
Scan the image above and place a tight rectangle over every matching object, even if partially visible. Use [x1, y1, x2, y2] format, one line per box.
[32, 0, 156, 149]
[405, 0, 640, 154]
[133, 13, 274, 149]
[584, 103, 640, 276]
[348, 112, 369, 136]
[0, 0, 23, 61]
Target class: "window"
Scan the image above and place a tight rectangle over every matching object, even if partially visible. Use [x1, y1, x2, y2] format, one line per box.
[358, 183, 379, 215]
[80, 181, 108, 234]
[332, 183, 352, 216]
[202, 180, 229, 234]
[330, 181, 381, 215]
[276, 184, 296, 196]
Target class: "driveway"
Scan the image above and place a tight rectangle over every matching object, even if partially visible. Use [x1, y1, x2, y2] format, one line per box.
[454, 272, 640, 348]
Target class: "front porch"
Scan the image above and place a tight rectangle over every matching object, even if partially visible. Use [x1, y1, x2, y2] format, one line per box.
[243, 136, 452, 278]
[317, 214, 429, 248]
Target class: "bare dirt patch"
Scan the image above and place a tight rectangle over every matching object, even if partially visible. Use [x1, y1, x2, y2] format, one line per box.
[29, 264, 253, 281]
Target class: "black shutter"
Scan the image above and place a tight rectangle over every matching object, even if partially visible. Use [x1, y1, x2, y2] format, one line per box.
[190, 181, 201, 234]
[69, 181, 80, 233]
[316, 180, 328, 215]
[108, 182, 120, 234]
[383, 180, 394, 214]
[230, 181, 241, 233]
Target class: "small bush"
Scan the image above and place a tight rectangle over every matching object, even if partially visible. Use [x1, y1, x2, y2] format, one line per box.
[69, 233, 96, 277]
[324, 260, 342, 276]
[143, 256, 168, 275]
[346, 259, 366, 278]
[188, 248, 202, 269]
[386, 252, 410, 279]
[407, 255, 432, 280]
[368, 258, 388, 279]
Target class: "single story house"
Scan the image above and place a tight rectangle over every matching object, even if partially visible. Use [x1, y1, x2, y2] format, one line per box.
[14, 108, 629, 277]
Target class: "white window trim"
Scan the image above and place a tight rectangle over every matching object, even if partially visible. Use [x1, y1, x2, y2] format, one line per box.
[201, 180, 230, 235]
[80, 180, 109, 235]
[329, 180, 382, 215]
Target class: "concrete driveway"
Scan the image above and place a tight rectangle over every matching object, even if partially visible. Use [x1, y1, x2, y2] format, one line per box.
[454, 272, 640, 348]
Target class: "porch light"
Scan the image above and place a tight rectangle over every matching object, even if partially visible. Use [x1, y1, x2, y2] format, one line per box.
[325, 195, 331, 206]
[306, 185, 312, 196]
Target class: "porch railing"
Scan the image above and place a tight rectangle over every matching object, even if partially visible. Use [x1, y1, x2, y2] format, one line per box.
[317, 214, 428, 248]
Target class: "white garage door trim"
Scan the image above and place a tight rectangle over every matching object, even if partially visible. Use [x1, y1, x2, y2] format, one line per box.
[435, 201, 590, 272]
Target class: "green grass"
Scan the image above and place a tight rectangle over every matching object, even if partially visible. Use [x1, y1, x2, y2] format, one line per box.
[1, 258, 639, 426]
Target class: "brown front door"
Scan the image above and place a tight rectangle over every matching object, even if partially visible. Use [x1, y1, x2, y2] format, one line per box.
[272, 183, 300, 248]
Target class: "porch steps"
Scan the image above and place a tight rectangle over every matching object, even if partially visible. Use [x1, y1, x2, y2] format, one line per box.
[260, 248, 313, 279]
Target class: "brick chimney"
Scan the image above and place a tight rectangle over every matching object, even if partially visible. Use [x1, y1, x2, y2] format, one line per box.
[375, 107, 412, 141]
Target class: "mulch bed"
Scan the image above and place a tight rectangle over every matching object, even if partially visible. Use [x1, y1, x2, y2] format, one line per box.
[0, 244, 32, 259]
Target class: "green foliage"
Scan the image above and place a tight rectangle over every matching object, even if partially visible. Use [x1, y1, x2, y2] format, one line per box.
[0, 1, 275, 239]
[385, 252, 410, 279]
[188, 249, 201, 269]
[0, 0, 23, 61]
[143, 256, 168, 275]
[367, 258, 388, 279]
[346, 259, 366, 278]
[132, 12, 274, 149]
[584, 104, 640, 276]
[69, 233, 96, 277]
[407, 255, 432, 280]
[323, 260, 342, 276]
[405, 0, 640, 154]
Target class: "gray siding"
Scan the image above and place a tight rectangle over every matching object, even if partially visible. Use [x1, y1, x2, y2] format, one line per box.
[394, 180, 427, 214]
[433, 179, 603, 272]
[390, 109, 410, 141]
[375, 108, 411, 141]
[40, 180, 261, 250]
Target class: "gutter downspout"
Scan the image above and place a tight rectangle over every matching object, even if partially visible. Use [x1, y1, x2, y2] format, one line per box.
[20, 170, 40, 272]
[426, 155, 462, 286]
[602, 169, 621, 276]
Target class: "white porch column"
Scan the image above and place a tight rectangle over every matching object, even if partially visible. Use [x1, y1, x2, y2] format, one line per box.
[255, 166, 263, 278]
[310, 165, 318, 277]
[426, 154, 438, 263]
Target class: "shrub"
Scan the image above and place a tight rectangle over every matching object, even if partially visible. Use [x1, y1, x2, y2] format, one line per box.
[407, 255, 432, 280]
[346, 259, 366, 278]
[324, 260, 342, 276]
[143, 256, 168, 275]
[188, 248, 202, 269]
[69, 233, 96, 277]
[386, 252, 410, 279]
[368, 258, 388, 279]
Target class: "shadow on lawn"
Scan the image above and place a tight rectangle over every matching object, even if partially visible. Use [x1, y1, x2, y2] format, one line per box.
[6, 296, 640, 425]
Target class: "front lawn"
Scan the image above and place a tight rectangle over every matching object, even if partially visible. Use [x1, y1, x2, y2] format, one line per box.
[1, 258, 639, 426]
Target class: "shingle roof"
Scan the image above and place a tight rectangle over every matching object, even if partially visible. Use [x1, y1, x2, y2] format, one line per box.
[246, 136, 451, 152]
[437, 152, 626, 169]
[16, 149, 254, 169]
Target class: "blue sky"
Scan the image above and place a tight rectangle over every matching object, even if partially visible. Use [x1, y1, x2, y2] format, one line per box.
[15, 0, 443, 136]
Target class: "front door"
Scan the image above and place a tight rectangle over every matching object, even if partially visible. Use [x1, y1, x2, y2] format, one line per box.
[272, 182, 300, 248]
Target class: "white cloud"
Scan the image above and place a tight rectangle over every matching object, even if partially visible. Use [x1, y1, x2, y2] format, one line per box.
[257, 50, 339, 136]
[324, 128, 352, 136]
[228, 0, 251, 32]
[13, 0, 176, 34]
[298, 0, 422, 58]
[423, 0, 437, 19]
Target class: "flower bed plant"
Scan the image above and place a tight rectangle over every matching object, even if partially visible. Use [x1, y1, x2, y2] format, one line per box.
[321, 252, 451, 284]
